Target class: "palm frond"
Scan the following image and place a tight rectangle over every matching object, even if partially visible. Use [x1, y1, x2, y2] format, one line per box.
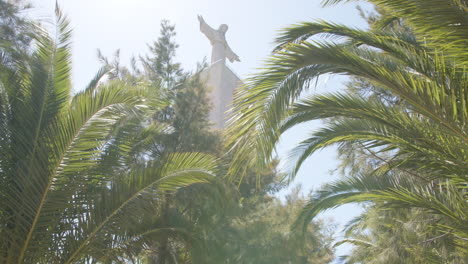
[60, 152, 217, 264]
[293, 171, 467, 249]
[228, 36, 467, 180]
[322, 0, 468, 65]
[282, 93, 467, 180]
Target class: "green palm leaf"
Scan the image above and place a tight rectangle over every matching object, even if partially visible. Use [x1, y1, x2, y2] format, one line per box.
[228, 36, 467, 179]
[293, 172, 467, 246]
[321, 0, 468, 65]
[59, 152, 217, 264]
[282, 93, 467, 180]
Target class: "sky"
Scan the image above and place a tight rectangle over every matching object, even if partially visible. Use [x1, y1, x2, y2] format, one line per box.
[28, 0, 373, 261]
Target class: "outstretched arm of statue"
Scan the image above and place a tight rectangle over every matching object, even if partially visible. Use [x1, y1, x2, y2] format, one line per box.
[231, 53, 240, 62]
[197, 15, 205, 25]
[198, 15, 215, 40]
[226, 44, 241, 63]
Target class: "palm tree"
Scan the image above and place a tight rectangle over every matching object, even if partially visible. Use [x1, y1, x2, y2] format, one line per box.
[228, 0, 466, 178]
[0, 7, 217, 263]
[226, 0, 467, 257]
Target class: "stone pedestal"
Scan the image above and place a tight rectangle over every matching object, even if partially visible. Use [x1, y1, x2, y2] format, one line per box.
[201, 60, 243, 129]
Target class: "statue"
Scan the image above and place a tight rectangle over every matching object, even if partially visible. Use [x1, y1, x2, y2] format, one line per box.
[198, 15, 240, 64]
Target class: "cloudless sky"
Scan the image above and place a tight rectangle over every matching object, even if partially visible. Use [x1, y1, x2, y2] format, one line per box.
[29, 0, 373, 261]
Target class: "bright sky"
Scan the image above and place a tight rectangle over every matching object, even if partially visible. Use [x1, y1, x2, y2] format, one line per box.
[29, 0, 372, 261]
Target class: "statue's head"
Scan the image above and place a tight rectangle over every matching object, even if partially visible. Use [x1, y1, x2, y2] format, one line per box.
[219, 24, 228, 33]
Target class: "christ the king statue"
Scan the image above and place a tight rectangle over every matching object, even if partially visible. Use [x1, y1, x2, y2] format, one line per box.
[198, 15, 240, 64]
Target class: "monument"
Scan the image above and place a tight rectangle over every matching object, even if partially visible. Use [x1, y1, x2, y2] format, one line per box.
[198, 16, 243, 129]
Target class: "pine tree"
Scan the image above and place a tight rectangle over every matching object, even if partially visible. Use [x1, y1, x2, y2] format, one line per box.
[141, 19, 183, 89]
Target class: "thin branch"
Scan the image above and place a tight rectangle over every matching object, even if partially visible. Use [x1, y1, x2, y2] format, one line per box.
[420, 232, 450, 244]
